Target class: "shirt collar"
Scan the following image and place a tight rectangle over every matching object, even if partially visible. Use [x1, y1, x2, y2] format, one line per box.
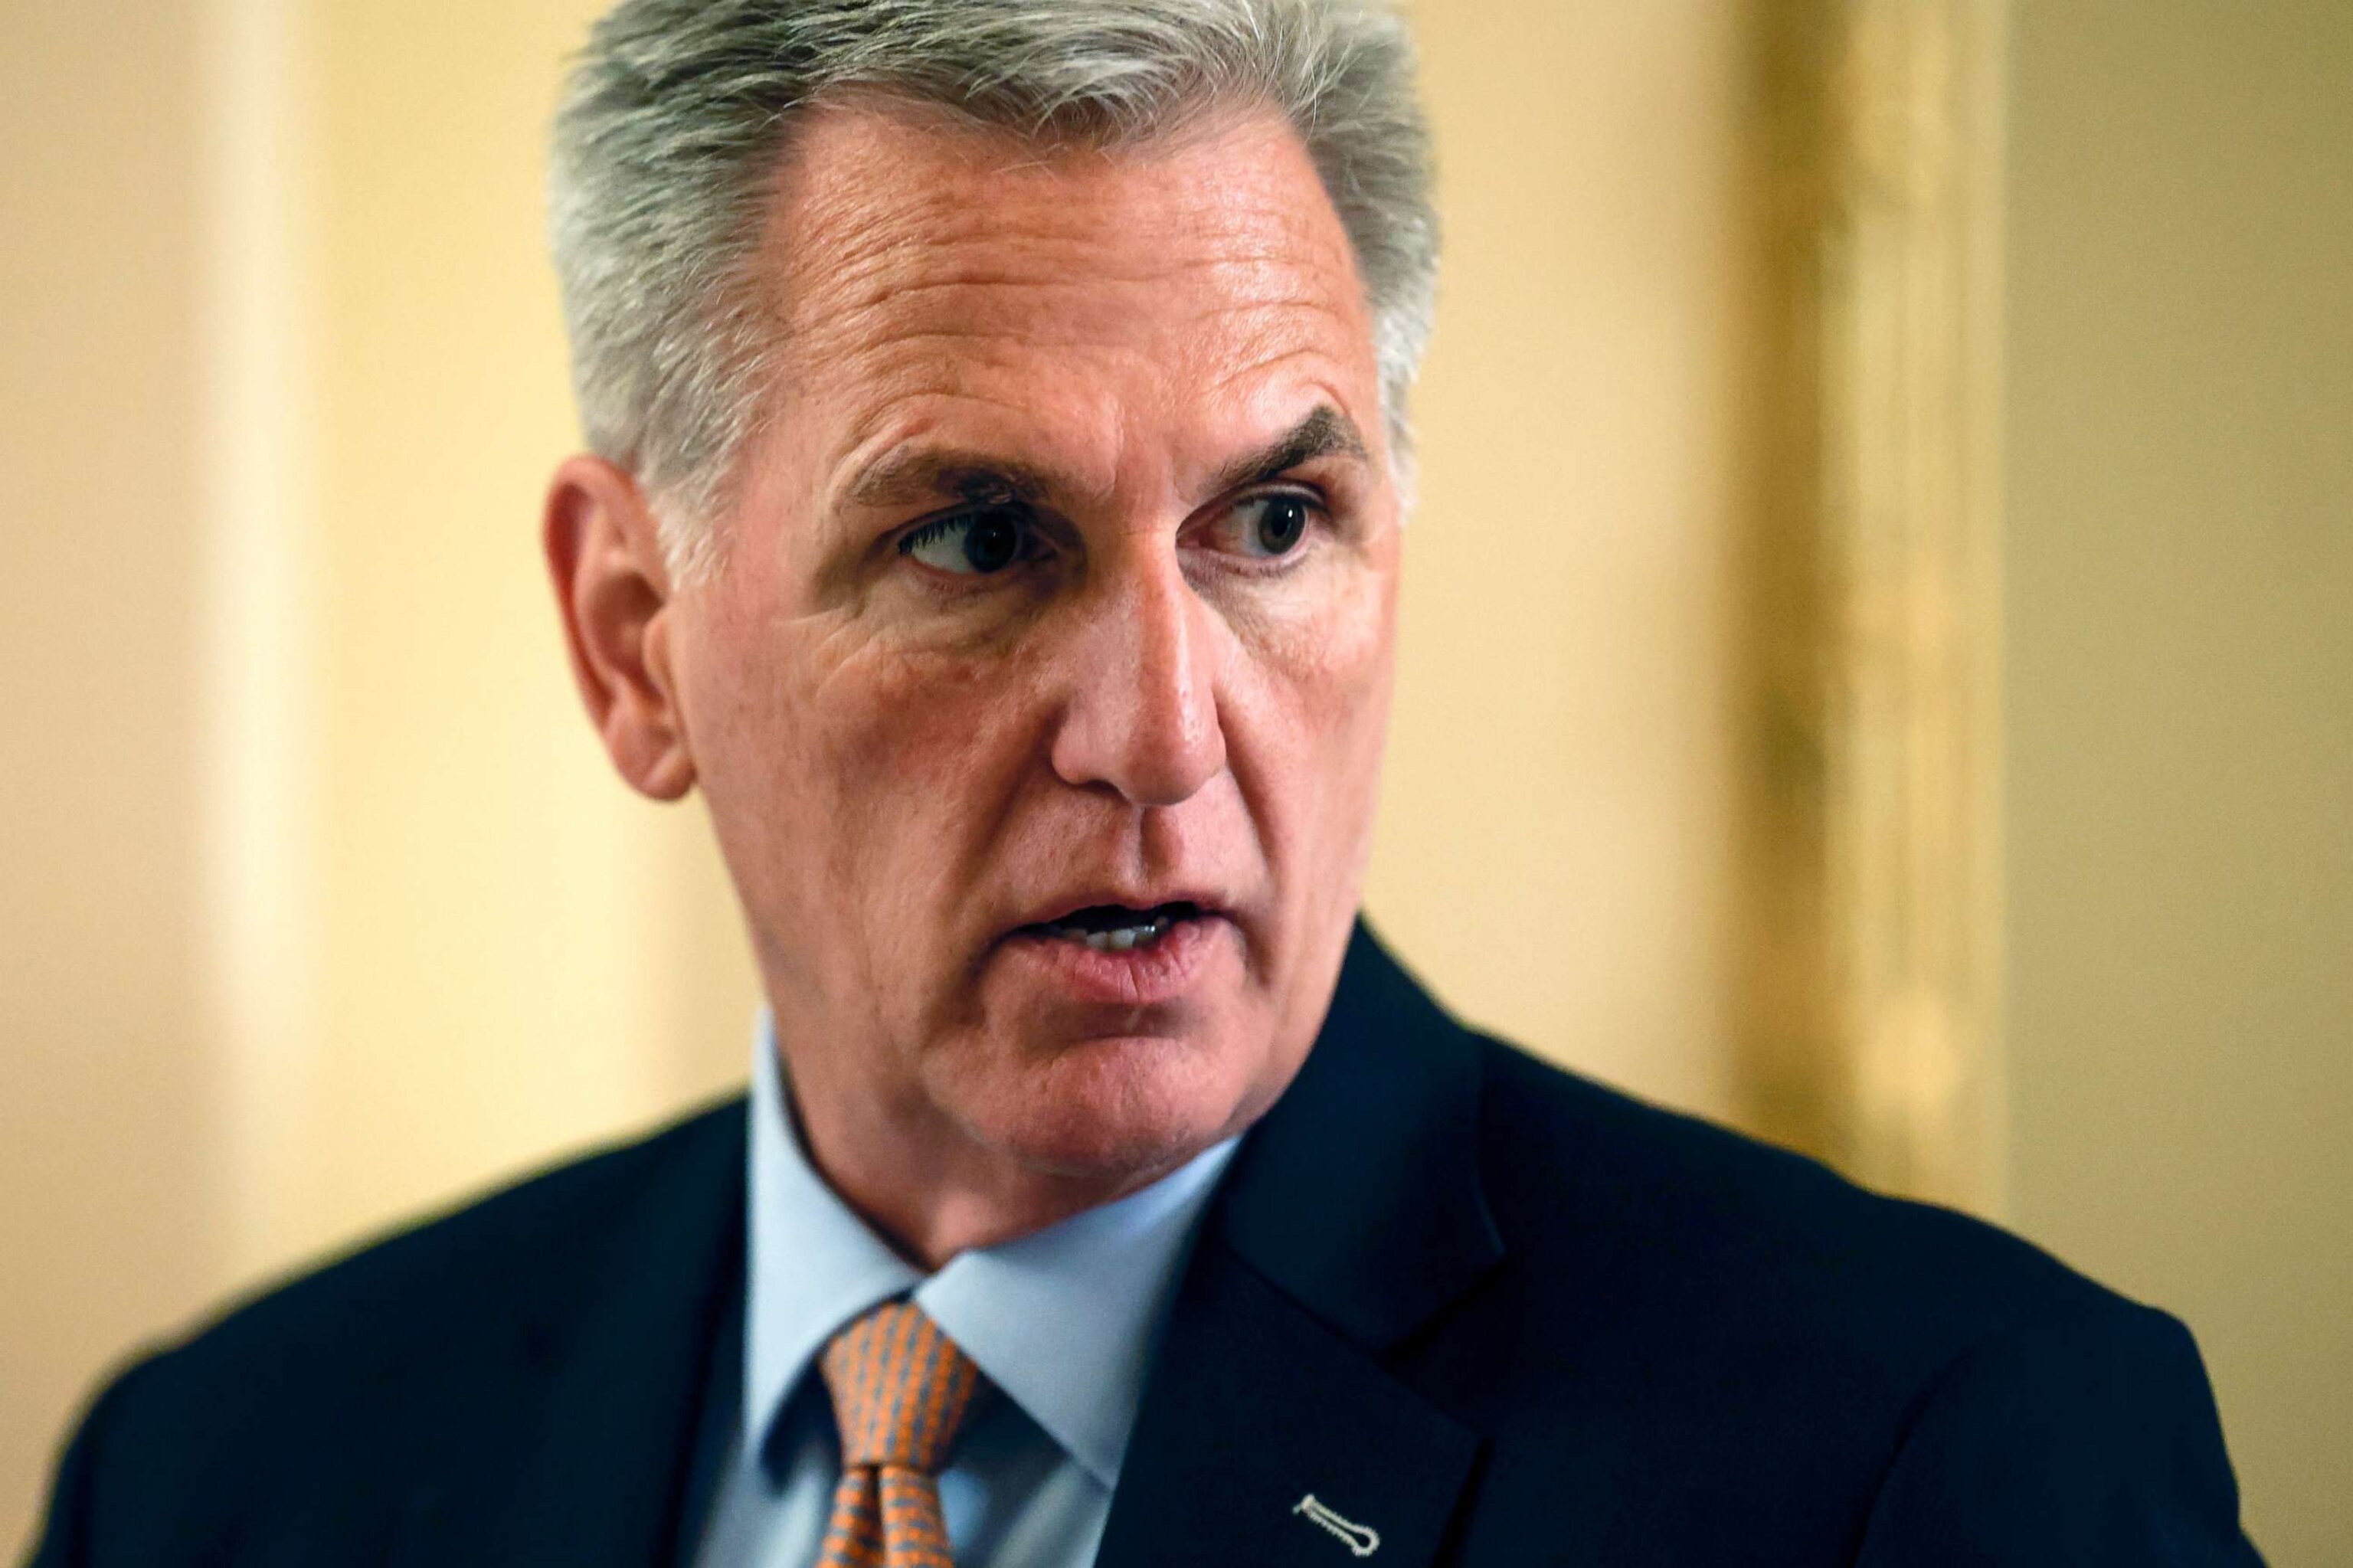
[744, 1011, 1238, 1489]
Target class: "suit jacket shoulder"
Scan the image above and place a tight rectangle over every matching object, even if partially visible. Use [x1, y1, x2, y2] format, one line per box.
[31, 1098, 748, 1568]
[1473, 1030, 2112, 1372]
[1425, 1037, 2260, 1564]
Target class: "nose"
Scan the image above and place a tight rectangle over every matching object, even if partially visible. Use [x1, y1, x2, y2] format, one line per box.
[1047, 545, 1227, 808]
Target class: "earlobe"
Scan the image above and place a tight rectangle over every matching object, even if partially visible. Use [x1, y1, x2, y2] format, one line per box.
[542, 454, 699, 802]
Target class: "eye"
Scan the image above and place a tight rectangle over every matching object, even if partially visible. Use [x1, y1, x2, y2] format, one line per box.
[899, 505, 1036, 575]
[1227, 492, 1317, 558]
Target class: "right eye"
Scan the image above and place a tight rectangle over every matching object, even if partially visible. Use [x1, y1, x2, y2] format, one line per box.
[899, 506, 1038, 576]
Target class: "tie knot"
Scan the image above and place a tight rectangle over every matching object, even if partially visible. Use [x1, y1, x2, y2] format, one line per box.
[818, 1301, 987, 1475]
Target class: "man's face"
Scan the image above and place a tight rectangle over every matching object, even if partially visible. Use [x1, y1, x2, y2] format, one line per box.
[671, 102, 1399, 1190]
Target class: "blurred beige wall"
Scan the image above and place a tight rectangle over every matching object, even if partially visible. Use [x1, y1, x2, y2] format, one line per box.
[1, 0, 765, 1547]
[1370, 1, 1750, 1118]
[2, 1, 217, 1550]
[280, 0, 761, 1268]
[2005, 2, 2353, 1560]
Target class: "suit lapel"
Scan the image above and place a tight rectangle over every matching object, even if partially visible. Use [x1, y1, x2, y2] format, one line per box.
[392, 1102, 748, 1568]
[1093, 1246, 1482, 1568]
[1097, 922, 1504, 1568]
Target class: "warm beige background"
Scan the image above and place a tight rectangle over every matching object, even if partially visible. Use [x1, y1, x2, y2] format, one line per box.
[3, 2, 216, 1555]
[4, 0, 2345, 1560]
[2004, 2, 2352, 1561]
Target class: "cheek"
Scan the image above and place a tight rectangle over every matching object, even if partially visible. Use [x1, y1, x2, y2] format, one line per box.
[1204, 572, 1392, 1093]
[1276, 552, 1396, 748]
[1225, 558, 1399, 892]
[771, 625, 1049, 918]
[680, 588, 1027, 960]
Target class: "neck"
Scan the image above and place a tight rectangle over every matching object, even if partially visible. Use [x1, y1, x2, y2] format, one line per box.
[779, 1049, 1177, 1272]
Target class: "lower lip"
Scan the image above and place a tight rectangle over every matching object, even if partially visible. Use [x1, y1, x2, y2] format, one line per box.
[998, 914, 1232, 1007]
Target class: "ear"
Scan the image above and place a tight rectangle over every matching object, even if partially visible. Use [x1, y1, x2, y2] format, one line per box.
[542, 453, 697, 801]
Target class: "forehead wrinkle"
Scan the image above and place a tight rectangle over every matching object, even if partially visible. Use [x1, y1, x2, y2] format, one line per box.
[790, 280, 1353, 420]
[794, 241, 1353, 362]
[1202, 333, 1360, 399]
[785, 276, 1366, 496]
[820, 129, 1337, 254]
[766, 115, 1361, 346]
[1186, 296, 1361, 357]
[847, 247, 1337, 301]
[802, 311, 1368, 519]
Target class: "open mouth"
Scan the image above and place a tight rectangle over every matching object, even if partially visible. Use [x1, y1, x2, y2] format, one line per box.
[1023, 901, 1204, 954]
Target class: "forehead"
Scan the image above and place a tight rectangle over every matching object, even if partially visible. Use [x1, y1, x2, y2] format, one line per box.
[753, 100, 1379, 472]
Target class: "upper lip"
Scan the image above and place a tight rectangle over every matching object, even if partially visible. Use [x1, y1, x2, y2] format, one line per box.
[1012, 885, 1232, 933]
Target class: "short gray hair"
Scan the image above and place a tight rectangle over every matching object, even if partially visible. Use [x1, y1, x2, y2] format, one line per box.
[550, 0, 1438, 580]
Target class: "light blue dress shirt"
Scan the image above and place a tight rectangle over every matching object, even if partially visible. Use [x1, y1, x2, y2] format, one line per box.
[692, 1015, 1239, 1568]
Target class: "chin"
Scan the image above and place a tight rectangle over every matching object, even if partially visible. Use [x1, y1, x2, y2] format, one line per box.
[942, 1024, 1283, 1185]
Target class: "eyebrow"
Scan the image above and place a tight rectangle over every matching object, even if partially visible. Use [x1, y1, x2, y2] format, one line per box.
[843, 450, 1056, 512]
[1205, 405, 1371, 499]
[839, 404, 1371, 515]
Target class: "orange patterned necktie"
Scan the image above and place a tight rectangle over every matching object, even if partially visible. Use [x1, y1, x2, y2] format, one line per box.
[816, 1301, 990, 1568]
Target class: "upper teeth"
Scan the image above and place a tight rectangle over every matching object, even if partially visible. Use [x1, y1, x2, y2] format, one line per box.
[1051, 915, 1175, 952]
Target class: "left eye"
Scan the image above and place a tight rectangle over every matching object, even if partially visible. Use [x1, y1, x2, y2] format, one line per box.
[900, 506, 1035, 575]
[1229, 493, 1316, 558]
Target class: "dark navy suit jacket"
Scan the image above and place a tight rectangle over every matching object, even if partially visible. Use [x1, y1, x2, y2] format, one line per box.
[29, 924, 2263, 1566]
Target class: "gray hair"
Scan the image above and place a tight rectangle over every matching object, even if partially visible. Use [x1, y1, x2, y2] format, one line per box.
[549, 0, 1438, 580]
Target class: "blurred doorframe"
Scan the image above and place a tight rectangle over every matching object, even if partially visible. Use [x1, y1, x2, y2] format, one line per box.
[1733, 0, 2008, 1214]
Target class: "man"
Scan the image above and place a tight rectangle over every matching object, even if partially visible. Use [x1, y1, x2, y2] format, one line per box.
[30, 2, 2262, 1564]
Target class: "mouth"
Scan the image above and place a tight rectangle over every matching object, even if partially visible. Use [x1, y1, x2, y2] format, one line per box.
[1018, 900, 1207, 954]
[994, 892, 1237, 1007]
